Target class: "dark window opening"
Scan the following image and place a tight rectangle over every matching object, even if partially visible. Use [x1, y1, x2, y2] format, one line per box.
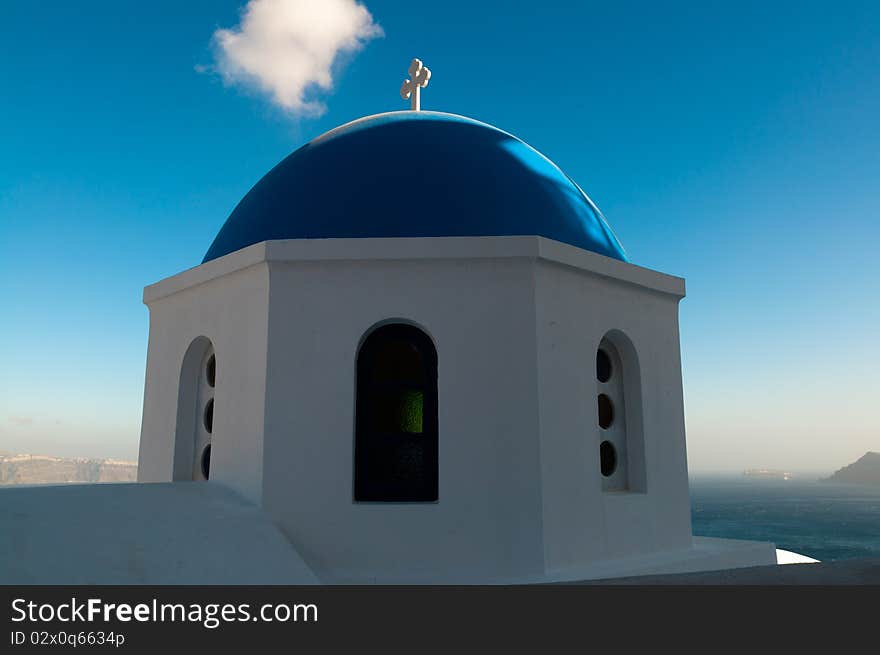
[355, 324, 438, 502]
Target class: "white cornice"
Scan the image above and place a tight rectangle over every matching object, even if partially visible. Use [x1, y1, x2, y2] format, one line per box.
[143, 236, 685, 304]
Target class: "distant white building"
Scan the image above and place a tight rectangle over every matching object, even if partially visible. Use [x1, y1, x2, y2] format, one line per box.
[1, 102, 786, 583]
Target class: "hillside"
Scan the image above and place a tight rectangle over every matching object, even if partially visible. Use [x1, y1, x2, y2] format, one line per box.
[0, 454, 137, 485]
[824, 452, 880, 486]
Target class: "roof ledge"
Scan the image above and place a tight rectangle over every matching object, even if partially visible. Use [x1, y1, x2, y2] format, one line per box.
[144, 236, 684, 304]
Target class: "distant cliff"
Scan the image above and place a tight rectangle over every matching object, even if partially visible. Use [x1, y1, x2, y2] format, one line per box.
[824, 452, 880, 486]
[0, 454, 137, 485]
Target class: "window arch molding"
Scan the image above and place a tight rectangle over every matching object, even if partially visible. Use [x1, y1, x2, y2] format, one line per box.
[354, 317, 438, 355]
[354, 320, 439, 502]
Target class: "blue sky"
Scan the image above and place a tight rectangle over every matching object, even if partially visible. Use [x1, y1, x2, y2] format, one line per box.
[1, 0, 877, 471]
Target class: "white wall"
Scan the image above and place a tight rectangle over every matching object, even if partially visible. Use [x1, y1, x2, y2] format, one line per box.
[138, 247, 271, 503]
[260, 253, 545, 583]
[533, 254, 692, 579]
[137, 236, 775, 583]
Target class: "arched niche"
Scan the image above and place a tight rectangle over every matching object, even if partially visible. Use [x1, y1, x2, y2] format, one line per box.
[595, 329, 646, 493]
[173, 336, 216, 481]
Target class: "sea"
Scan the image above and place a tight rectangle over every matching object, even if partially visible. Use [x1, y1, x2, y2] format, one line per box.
[690, 476, 880, 561]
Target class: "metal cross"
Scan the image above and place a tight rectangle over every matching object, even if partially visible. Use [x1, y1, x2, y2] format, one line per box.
[400, 58, 431, 111]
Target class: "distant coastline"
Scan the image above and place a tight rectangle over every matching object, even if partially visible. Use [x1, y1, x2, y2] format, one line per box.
[0, 454, 137, 485]
[823, 452, 880, 486]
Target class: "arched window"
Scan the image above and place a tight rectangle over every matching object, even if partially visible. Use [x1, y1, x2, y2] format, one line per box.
[595, 331, 646, 492]
[355, 323, 438, 502]
[173, 337, 216, 481]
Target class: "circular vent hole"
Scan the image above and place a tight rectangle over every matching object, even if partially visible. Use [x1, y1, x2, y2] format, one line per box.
[204, 398, 214, 434]
[596, 348, 612, 383]
[206, 354, 216, 388]
[597, 394, 614, 429]
[600, 440, 617, 477]
[201, 444, 212, 480]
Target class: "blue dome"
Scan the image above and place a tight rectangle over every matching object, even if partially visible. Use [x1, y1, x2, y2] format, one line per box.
[203, 111, 627, 263]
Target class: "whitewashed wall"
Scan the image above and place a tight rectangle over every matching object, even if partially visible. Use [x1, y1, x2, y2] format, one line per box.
[138, 246, 271, 503]
[137, 237, 775, 583]
[533, 247, 692, 579]
[260, 247, 544, 583]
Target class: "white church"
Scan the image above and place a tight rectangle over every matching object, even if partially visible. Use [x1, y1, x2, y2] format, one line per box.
[1, 61, 803, 584]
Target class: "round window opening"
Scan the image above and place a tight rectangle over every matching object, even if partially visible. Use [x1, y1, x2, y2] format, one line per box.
[206, 354, 216, 388]
[596, 348, 612, 383]
[201, 444, 212, 480]
[597, 394, 614, 429]
[600, 440, 617, 477]
[204, 398, 214, 434]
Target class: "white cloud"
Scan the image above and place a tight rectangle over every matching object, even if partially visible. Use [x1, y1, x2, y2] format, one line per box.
[210, 0, 382, 116]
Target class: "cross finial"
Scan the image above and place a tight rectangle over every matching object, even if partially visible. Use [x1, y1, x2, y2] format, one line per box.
[400, 58, 431, 111]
